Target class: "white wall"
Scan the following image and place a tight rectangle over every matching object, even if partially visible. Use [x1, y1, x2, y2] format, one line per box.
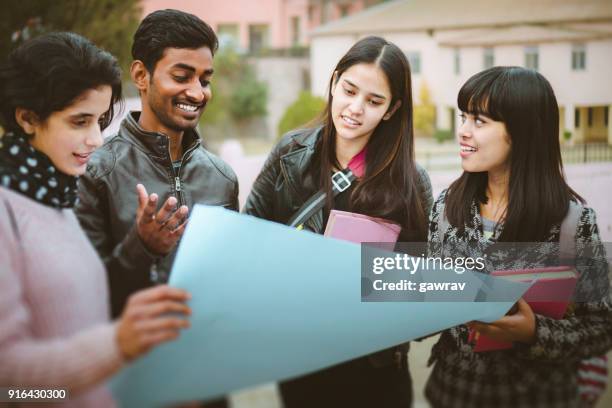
[310, 35, 358, 97]
[552, 40, 612, 107]
[436, 39, 612, 119]
[311, 31, 612, 134]
[311, 32, 444, 103]
[253, 56, 310, 139]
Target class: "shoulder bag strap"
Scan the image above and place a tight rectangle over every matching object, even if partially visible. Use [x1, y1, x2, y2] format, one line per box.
[559, 200, 581, 264]
[287, 168, 356, 229]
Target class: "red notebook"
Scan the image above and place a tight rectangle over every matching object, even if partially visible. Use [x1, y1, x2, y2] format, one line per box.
[324, 210, 401, 244]
[473, 266, 578, 352]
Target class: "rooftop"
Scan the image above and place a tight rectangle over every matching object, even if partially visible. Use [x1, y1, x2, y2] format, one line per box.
[312, 0, 612, 36]
[437, 23, 612, 47]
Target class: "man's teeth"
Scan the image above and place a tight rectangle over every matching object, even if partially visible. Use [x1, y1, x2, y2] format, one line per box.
[177, 103, 198, 112]
[343, 116, 359, 125]
[461, 146, 477, 152]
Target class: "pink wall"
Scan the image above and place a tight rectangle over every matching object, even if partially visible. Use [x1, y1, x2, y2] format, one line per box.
[141, 0, 374, 49]
[306, 1, 367, 30]
[142, 0, 308, 49]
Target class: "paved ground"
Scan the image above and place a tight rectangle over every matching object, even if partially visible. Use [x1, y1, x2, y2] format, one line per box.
[220, 143, 612, 408]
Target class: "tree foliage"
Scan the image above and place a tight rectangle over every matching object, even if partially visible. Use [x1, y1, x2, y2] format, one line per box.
[278, 91, 325, 137]
[229, 69, 267, 120]
[1, 0, 141, 72]
[201, 46, 268, 126]
[414, 80, 436, 137]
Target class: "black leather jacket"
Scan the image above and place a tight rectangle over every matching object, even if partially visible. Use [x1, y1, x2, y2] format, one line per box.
[76, 112, 239, 316]
[244, 127, 433, 230]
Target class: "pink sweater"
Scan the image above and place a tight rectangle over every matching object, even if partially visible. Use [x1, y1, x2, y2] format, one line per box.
[0, 186, 124, 407]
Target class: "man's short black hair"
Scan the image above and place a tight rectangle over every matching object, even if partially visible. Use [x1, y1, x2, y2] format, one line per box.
[131, 9, 218, 73]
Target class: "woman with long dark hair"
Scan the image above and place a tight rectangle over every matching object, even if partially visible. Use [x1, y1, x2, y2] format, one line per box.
[244, 36, 432, 408]
[0, 32, 191, 407]
[425, 66, 611, 407]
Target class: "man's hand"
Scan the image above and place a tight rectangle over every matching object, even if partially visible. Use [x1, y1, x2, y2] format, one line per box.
[468, 298, 537, 344]
[135, 184, 188, 255]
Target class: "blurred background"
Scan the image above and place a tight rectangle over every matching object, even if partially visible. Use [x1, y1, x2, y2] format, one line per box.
[2, 0, 612, 406]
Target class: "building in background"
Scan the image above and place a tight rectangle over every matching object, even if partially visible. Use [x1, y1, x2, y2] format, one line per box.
[310, 0, 612, 144]
[142, 0, 383, 51]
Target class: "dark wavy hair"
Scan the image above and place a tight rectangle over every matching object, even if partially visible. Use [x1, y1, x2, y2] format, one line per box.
[445, 66, 584, 241]
[307, 36, 427, 241]
[132, 9, 218, 74]
[0, 32, 122, 133]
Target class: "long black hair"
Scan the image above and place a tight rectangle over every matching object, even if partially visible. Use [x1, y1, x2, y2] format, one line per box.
[0, 32, 122, 133]
[445, 66, 583, 241]
[307, 36, 427, 240]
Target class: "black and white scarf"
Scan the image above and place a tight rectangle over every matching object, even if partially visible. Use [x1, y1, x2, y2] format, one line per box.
[0, 131, 78, 209]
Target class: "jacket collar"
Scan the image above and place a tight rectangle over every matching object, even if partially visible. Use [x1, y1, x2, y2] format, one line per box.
[120, 111, 201, 160]
[279, 127, 326, 232]
[279, 127, 322, 198]
[289, 126, 320, 149]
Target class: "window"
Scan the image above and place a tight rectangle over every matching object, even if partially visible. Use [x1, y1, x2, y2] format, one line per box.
[605, 106, 609, 127]
[291, 16, 300, 46]
[217, 24, 239, 47]
[308, 5, 315, 22]
[572, 44, 586, 71]
[524, 46, 539, 70]
[588, 107, 593, 127]
[483, 47, 494, 69]
[321, 1, 331, 24]
[302, 67, 310, 91]
[248, 24, 269, 53]
[453, 48, 460, 75]
[406, 51, 421, 74]
[575, 108, 580, 128]
[339, 4, 350, 17]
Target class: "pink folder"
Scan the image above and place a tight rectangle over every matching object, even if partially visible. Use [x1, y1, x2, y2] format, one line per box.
[324, 209, 401, 244]
[473, 266, 578, 352]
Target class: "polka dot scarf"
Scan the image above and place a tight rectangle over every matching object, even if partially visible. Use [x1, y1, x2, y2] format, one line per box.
[0, 131, 78, 209]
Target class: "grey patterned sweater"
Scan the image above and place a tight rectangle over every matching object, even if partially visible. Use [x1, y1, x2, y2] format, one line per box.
[425, 190, 612, 408]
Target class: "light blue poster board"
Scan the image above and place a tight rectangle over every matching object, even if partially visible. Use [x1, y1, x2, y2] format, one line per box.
[111, 206, 528, 407]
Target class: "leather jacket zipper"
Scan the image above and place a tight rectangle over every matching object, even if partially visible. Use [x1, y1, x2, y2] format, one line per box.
[173, 171, 184, 206]
[172, 144, 198, 207]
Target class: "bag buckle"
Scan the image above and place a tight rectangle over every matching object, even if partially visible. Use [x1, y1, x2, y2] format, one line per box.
[331, 170, 351, 192]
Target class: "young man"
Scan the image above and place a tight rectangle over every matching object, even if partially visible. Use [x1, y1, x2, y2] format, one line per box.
[76, 9, 239, 318]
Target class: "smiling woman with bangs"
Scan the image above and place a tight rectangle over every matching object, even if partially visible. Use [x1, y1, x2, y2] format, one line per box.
[425, 66, 612, 407]
[447, 66, 579, 241]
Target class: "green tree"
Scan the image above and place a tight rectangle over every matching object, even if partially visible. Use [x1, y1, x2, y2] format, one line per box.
[229, 68, 267, 120]
[414, 80, 436, 137]
[200, 46, 268, 127]
[278, 91, 325, 137]
[1, 0, 141, 72]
